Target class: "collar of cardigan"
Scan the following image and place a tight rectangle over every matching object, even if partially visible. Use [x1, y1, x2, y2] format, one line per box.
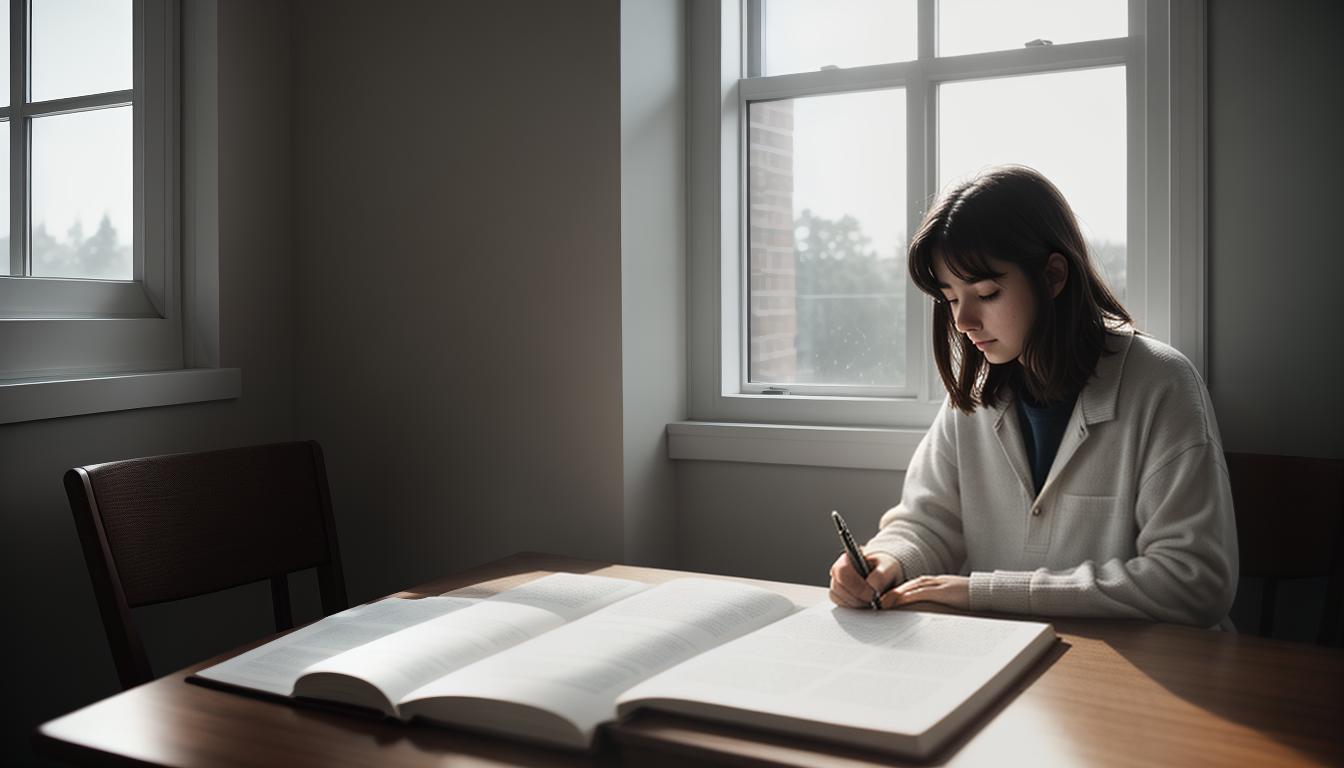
[992, 329, 1135, 430]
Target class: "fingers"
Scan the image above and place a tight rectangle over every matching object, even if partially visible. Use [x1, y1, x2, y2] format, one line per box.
[878, 575, 969, 610]
[829, 586, 866, 608]
[864, 552, 902, 597]
[828, 552, 880, 607]
[829, 551, 876, 606]
[875, 575, 933, 609]
[878, 588, 901, 609]
[828, 576, 867, 608]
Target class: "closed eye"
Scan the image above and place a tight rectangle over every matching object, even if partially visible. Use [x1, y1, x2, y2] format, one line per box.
[942, 290, 999, 305]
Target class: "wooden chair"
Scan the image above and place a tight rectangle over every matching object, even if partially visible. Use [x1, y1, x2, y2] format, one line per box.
[65, 440, 348, 690]
[1224, 452, 1344, 645]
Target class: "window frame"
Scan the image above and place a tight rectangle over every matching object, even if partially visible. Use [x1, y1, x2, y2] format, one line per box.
[687, 0, 1206, 432]
[0, 0, 180, 378]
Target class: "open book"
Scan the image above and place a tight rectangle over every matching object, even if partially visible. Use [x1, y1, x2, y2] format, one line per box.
[193, 572, 1055, 759]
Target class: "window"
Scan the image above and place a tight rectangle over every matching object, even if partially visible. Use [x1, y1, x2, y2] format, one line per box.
[0, 0, 181, 381]
[687, 0, 1206, 434]
[0, 0, 237, 425]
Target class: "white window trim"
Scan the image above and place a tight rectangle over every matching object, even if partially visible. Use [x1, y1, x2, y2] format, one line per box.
[0, 367, 239, 424]
[668, 420, 927, 471]
[0, 0, 240, 424]
[680, 0, 1206, 468]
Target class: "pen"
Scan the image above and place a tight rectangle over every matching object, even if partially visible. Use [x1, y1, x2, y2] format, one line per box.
[831, 510, 882, 610]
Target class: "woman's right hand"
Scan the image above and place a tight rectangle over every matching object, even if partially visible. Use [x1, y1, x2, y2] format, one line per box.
[828, 550, 903, 608]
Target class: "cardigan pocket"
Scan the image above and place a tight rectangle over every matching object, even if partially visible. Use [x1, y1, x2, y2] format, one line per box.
[1047, 494, 1129, 568]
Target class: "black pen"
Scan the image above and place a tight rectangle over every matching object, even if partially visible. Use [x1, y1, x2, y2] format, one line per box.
[831, 510, 881, 610]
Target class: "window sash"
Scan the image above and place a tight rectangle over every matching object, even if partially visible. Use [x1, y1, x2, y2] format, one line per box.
[737, 36, 1130, 401]
[0, 0, 179, 381]
[689, 0, 1204, 429]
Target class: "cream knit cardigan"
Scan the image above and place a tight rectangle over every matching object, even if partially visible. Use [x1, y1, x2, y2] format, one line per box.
[865, 331, 1239, 628]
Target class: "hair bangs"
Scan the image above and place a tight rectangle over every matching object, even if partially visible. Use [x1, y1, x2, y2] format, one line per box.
[937, 238, 1006, 287]
[909, 227, 1005, 301]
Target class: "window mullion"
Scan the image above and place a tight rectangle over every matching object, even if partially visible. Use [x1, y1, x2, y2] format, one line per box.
[905, 79, 929, 401]
[745, 0, 762, 78]
[926, 37, 1128, 82]
[9, 0, 27, 276]
[911, 0, 935, 402]
[25, 90, 135, 117]
[918, 0, 935, 59]
[1126, 0, 1148, 337]
[739, 61, 915, 102]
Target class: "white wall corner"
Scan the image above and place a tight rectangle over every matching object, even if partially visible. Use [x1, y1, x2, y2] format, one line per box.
[621, 0, 688, 567]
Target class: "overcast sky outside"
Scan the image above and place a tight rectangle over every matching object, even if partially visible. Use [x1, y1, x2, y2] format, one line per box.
[2, 0, 133, 276]
[7, 1, 1126, 278]
[765, 0, 1128, 262]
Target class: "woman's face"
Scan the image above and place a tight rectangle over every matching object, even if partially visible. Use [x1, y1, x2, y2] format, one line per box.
[933, 255, 1039, 364]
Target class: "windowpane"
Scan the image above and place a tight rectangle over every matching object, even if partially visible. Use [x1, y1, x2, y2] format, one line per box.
[939, 67, 1127, 300]
[31, 106, 133, 280]
[939, 0, 1127, 57]
[762, 0, 916, 76]
[748, 90, 907, 388]
[31, 0, 133, 102]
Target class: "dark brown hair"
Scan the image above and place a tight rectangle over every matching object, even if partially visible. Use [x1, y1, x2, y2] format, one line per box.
[908, 165, 1132, 413]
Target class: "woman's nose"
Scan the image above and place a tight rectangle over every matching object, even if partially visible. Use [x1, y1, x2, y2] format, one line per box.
[953, 303, 980, 332]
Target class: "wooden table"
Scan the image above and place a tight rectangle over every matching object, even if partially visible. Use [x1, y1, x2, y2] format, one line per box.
[36, 552, 1344, 767]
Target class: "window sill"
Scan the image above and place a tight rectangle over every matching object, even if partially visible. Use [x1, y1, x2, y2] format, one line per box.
[666, 421, 925, 471]
[0, 368, 241, 424]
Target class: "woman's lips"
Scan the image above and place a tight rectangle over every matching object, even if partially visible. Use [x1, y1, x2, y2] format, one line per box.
[973, 339, 996, 349]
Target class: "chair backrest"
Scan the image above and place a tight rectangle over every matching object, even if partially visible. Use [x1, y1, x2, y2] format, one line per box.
[65, 440, 348, 689]
[1224, 452, 1344, 645]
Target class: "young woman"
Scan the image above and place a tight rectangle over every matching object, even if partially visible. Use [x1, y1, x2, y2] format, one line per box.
[829, 166, 1238, 628]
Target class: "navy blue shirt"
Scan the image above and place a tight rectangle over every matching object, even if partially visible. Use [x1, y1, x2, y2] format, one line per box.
[1015, 386, 1079, 495]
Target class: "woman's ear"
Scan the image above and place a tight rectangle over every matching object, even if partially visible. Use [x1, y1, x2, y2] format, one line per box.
[1045, 252, 1068, 299]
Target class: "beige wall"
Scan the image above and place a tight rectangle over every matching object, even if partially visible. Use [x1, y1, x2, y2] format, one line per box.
[1207, 0, 1344, 459]
[290, 0, 626, 603]
[676, 461, 900, 585]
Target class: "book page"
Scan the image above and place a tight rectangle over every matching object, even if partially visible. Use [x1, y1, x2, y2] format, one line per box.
[295, 572, 649, 711]
[617, 603, 1053, 738]
[194, 595, 479, 695]
[398, 578, 797, 744]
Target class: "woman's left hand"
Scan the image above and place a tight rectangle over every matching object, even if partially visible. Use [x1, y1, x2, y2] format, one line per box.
[880, 575, 970, 610]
